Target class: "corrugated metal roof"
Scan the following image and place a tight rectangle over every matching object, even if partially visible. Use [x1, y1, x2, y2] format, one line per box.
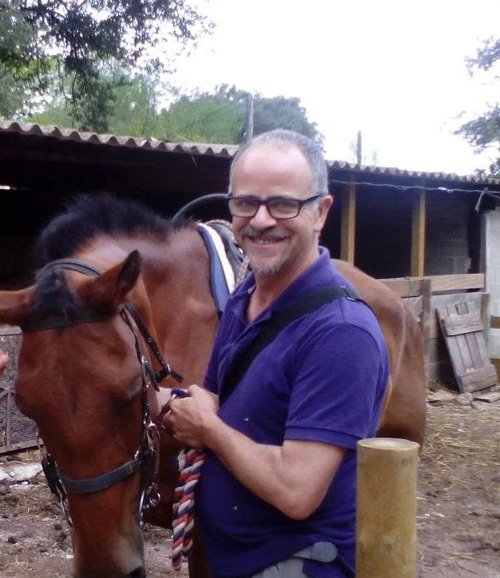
[1, 120, 498, 185]
[325, 159, 499, 184]
[0, 120, 239, 157]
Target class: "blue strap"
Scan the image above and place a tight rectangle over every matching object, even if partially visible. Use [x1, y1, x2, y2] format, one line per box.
[196, 224, 231, 315]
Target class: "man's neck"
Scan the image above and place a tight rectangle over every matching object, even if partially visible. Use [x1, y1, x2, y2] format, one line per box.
[246, 250, 321, 322]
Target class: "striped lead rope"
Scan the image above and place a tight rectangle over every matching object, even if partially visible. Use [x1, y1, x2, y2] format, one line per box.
[171, 447, 206, 570]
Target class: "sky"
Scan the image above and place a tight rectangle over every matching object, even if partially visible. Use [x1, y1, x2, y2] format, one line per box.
[166, 0, 500, 176]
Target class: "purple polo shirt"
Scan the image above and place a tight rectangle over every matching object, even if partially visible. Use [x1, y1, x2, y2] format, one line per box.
[196, 248, 389, 578]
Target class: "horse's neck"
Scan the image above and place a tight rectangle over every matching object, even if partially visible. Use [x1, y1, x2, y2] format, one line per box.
[135, 231, 220, 388]
[80, 230, 219, 388]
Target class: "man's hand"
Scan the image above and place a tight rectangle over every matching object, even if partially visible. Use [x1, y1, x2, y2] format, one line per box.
[0, 350, 9, 377]
[165, 385, 219, 448]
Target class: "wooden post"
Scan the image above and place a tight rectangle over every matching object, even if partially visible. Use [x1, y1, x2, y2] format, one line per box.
[411, 188, 426, 277]
[341, 181, 356, 263]
[356, 438, 420, 578]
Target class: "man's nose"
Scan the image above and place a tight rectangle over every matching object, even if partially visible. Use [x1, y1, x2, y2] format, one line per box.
[249, 203, 277, 226]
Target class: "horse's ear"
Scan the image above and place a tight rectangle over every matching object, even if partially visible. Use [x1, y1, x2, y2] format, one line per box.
[0, 287, 35, 327]
[79, 251, 142, 311]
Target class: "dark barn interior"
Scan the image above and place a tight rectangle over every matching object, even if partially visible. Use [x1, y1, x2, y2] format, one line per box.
[0, 121, 497, 289]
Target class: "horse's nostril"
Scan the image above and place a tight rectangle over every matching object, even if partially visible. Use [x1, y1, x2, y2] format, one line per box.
[126, 568, 145, 578]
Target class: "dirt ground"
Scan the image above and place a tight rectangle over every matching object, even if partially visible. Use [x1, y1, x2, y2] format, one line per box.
[0, 387, 499, 578]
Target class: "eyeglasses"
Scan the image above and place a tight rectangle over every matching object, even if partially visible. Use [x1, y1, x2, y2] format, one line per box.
[226, 194, 324, 220]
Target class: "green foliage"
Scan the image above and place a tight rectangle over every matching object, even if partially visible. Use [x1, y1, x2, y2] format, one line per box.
[25, 77, 322, 147]
[29, 98, 72, 127]
[0, 1, 51, 117]
[457, 38, 500, 175]
[109, 75, 161, 137]
[158, 91, 242, 142]
[0, 0, 210, 129]
[29, 72, 159, 135]
[253, 96, 320, 141]
[157, 85, 322, 144]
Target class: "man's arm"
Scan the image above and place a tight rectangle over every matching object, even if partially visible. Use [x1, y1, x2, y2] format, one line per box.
[168, 385, 346, 520]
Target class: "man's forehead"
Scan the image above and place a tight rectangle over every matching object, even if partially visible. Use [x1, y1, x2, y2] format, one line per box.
[239, 140, 300, 159]
[233, 143, 310, 176]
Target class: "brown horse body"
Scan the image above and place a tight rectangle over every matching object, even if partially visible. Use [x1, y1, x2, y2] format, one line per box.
[0, 197, 425, 578]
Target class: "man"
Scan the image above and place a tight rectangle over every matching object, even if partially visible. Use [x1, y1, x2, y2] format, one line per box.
[0, 349, 7, 377]
[167, 129, 389, 578]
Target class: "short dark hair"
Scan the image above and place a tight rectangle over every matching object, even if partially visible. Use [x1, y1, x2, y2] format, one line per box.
[229, 129, 329, 196]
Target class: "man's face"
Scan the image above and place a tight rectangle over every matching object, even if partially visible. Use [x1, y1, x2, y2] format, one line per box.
[230, 143, 332, 281]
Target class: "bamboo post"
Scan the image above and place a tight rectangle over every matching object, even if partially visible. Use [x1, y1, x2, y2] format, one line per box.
[356, 438, 420, 578]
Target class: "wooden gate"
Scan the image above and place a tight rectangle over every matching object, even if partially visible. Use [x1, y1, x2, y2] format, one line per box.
[0, 326, 37, 455]
[436, 301, 498, 393]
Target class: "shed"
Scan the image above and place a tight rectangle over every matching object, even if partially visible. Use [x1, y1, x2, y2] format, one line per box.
[1, 120, 500, 383]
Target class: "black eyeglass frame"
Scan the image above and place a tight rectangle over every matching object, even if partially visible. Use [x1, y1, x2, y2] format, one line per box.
[225, 194, 325, 220]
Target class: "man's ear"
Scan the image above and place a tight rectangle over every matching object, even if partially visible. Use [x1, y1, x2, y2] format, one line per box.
[314, 194, 334, 233]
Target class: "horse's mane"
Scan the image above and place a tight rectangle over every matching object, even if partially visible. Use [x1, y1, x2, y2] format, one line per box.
[34, 195, 177, 266]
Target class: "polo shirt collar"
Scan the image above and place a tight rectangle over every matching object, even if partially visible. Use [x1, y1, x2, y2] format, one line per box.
[232, 247, 336, 325]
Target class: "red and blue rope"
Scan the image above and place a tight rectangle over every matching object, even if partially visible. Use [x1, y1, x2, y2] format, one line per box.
[171, 447, 205, 570]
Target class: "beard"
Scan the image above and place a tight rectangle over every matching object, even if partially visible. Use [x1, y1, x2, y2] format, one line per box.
[247, 256, 284, 277]
[238, 225, 289, 278]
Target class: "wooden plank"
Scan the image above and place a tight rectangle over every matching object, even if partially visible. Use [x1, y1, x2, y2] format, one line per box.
[0, 439, 39, 455]
[481, 292, 490, 326]
[442, 312, 484, 336]
[421, 278, 432, 372]
[380, 274, 485, 298]
[340, 181, 356, 264]
[461, 366, 498, 391]
[456, 303, 484, 375]
[473, 390, 500, 403]
[380, 278, 426, 298]
[429, 273, 485, 293]
[411, 189, 426, 277]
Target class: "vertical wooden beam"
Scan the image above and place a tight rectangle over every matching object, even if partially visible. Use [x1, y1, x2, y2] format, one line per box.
[411, 188, 426, 277]
[341, 181, 356, 263]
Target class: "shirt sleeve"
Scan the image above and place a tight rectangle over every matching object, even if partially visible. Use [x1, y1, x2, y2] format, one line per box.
[285, 321, 387, 449]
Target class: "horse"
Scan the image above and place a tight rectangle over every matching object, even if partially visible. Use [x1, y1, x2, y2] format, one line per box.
[0, 195, 426, 578]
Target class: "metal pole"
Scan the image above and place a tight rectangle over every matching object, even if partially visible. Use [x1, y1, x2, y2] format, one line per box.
[244, 93, 254, 142]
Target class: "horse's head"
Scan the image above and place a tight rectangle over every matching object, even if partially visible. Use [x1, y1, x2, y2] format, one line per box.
[0, 250, 157, 578]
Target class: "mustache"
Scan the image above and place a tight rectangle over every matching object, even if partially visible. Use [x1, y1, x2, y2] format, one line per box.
[240, 225, 286, 240]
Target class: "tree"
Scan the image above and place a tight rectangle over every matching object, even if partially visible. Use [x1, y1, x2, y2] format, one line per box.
[30, 72, 171, 137]
[158, 86, 323, 144]
[158, 86, 243, 142]
[0, 1, 48, 117]
[457, 38, 500, 175]
[0, 0, 210, 130]
[252, 95, 321, 142]
[26, 81, 323, 145]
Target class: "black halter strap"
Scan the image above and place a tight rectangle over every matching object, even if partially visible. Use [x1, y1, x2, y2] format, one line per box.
[22, 259, 108, 333]
[37, 258, 103, 277]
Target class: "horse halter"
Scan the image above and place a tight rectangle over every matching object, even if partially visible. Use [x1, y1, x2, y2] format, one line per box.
[24, 258, 183, 527]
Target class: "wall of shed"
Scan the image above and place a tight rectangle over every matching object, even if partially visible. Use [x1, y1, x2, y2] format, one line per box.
[425, 195, 479, 275]
[484, 207, 500, 359]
